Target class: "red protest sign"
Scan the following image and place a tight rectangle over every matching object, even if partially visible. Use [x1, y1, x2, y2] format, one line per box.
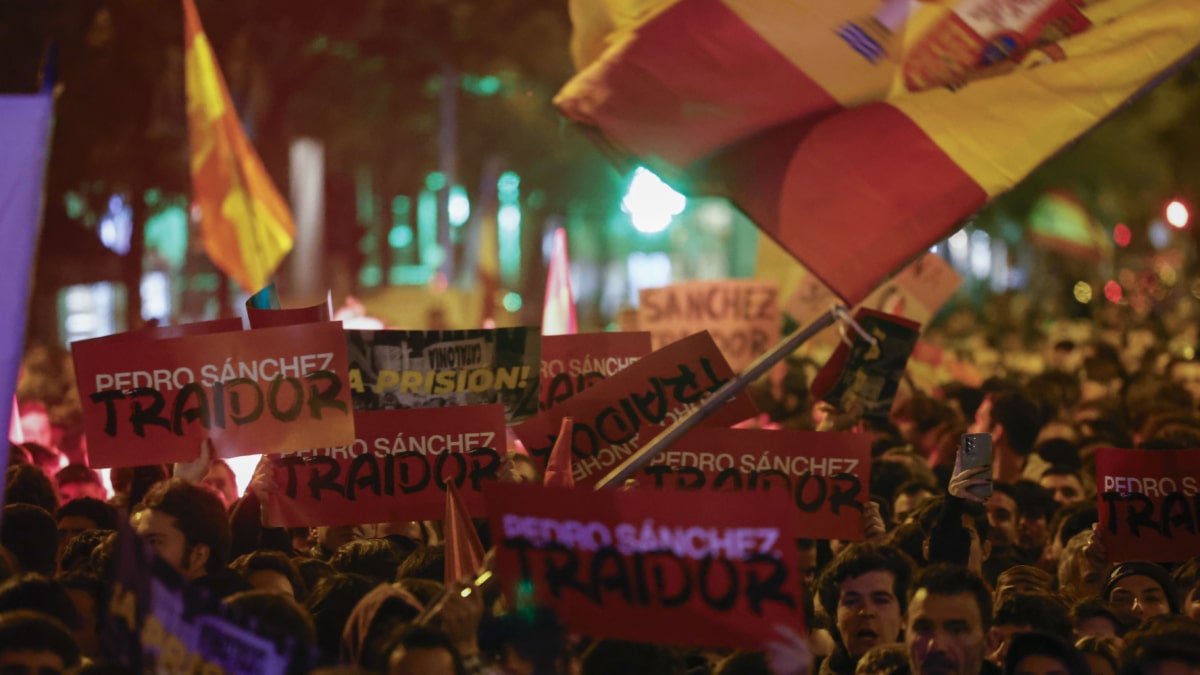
[485, 482, 805, 649]
[540, 332, 652, 411]
[638, 280, 780, 372]
[514, 332, 760, 486]
[265, 405, 507, 527]
[634, 427, 870, 540]
[135, 318, 246, 339]
[72, 323, 355, 467]
[1096, 448, 1200, 563]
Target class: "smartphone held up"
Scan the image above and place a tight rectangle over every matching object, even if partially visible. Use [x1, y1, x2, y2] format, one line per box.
[957, 432, 993, 500]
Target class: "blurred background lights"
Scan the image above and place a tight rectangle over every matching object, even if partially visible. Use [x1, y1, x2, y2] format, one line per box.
[1167, 200, 1190, 228]
[1073, 281, 1092, 303]
[1104, 280, 1123, 303]
[622, 167, 686, 234]
[1113, 223, 1131, 247]
[447, 185, 470, 227]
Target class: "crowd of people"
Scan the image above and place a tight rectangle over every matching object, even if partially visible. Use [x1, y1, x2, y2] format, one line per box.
[4, 303, 1200, 675]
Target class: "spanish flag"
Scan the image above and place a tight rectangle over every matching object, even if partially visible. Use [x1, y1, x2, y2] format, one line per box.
[183, 0, 294, 292]
[559, 0, 1200, 305]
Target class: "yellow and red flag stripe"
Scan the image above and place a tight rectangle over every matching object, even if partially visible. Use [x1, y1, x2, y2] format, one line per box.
[558, 0, 1200, 304]
[183, 0, 295, 292]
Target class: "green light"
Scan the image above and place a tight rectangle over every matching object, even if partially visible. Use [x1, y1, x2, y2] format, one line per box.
[425, 172, 447, 192]
[389, 225, 413, 249]
[145, 205, 189, 270]
[498, 172, 520, 200]
[391, 196, 411, 217]
[476, 75, 501, 95]
[143, 189, 161, 206]
[359, 233, 377, 254]
[503, 292, 522, 312]
[359, 264, 383, 288]
[64, 192, 86, 219]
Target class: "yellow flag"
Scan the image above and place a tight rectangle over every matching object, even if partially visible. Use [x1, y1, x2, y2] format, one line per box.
[183, 0, 295, 292]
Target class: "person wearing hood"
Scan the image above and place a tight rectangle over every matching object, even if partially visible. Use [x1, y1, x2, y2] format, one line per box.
[1103, 562, 1179, 621]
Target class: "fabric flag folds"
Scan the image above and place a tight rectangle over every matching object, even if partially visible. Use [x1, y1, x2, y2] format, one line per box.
[0, 93, 53, 496]
[542, 228, 578, 336]
[558, 0, 1200, 305]
[183, 0, 295, 293]
[543, 417, 576, 488]
[444, 481, 485, 584]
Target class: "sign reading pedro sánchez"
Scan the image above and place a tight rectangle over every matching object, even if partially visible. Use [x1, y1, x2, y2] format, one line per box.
[345, 327, 541, 423]
[72, 323, 355, 468]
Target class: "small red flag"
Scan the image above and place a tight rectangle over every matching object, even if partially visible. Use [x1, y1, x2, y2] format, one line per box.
[542, 228, 577, 336]
[443, 481, 485, 584]
[542, 417, 576, 488]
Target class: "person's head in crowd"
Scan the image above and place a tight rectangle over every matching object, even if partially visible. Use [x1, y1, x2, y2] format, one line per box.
[1082, 353, 1126, 404]
[1076, 636, 1121, 675]
[20, 442, 63, 477]
[873, 460, 918, 506]
[1104, 562, 1179, 621]
[797, 538, 820, 587]
[892, 396, 962, 465]
[580, 640, 686, 675]
[202, 458, 238, 509]
[854, 643, 909, 675]
[989, 592, 1073, 667]
[1012, 481, 1057, 558]
[229, 550, 307, 601]
[1041, 502, 1095, 572]
[1003, 632, 1089, 675]
[340, 584, 423, 669]
[969, 388, 1043, 483]
[0, 574, 83, 652]
[1072, 598, 1140, 640]
[1172, 557, 1200, 622]
[1058, 531, 1104, 605]
[396, 544, 446, 584]
[110, 464, 169, 510]
[1138, 415, 1200, 450]
[888, 521, 929, 569]
[1032, 440, 1082, 472]
[1074, 401, 1131, 447]
[479, 607, 570, 675]
[309, 525, 359, 561]
[1166, 357, 1200, 407]
[17, 400, 53, 448]
[330, 538, 402, 585]
[987, 483, 1021, 548]
[306, 573, 376, 662]
[56, 497, 117, 565]
[295, 557, 336, 594]
[905, 564, 993, 675]
[1119, 614, 1200, 675]
[54, 464, 106, 504]
[385, 625, 466, 675]
[58, 571, 104, 659]
[131, 477, 231, 580]
[0, 609, 80, 674]
[878, 448, 941, 491]
[894, 480, 937, 525]
[1, 503, 58, 576]
[817, 543, 916, 663]
[994, 566, 1055, 605]
[942, 384, 985, 428]
[5, 463, 58, 515]
[224, 589, 317, 661]
[59, 529, 112, 576]
[1026, 371, 1084, 424]
[1039, 466, 1087, 506]
[919, 497, 992, 576]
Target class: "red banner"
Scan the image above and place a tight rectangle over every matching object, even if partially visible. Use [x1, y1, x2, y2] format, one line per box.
[72, 323, 355, 467]
[1096, 448, 1200, 563]
[514, 332, 759, 486]
[485, 482, 805, 649]
[245, 301, 331, 329]
[265, 405, 507, 527]
[635, 427, 870, 540]
[540, 332, 652, 411]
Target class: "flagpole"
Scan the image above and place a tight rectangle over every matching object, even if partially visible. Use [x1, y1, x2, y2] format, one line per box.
[592, 307, 840, 490]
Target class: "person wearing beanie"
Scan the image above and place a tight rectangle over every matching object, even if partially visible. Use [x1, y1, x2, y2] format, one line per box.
[1003, 632, 1090, 675]
[1102, 561, 1179, 620]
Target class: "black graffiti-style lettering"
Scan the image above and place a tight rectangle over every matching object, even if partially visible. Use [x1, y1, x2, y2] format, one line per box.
[1102, 491, 1200, 540]
[88, 371, 349, 438]
[541, 372, 607, 411]
[595, 406, 638, 446]
[636, 467, 865, 517]
[502, 540, 797, 614]
[275, 447, 504, 503]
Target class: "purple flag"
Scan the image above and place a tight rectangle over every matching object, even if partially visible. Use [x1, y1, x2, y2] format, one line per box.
[0, 93, 54, 493]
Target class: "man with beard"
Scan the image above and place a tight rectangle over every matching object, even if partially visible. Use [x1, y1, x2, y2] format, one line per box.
[901, 564, 997, 675]
[815, 543, 917, 675]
